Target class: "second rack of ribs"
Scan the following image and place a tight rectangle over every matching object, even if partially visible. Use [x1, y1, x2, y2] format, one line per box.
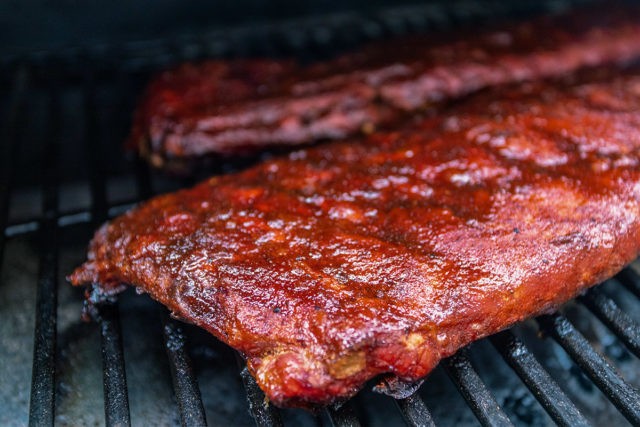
[129, 5, 640, 170]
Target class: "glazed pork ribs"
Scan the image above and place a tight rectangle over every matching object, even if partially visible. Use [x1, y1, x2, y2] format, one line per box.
[71, 68, 640, 407]
[129, 6, 640, 170]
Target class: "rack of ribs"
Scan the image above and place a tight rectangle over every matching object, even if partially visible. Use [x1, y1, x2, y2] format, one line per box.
[71, 66, 640, 407]
[128, 5, 640, 171]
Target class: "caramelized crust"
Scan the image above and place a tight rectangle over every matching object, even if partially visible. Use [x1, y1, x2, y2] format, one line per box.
[129, 6, 640, 170]
[71, 70, 640, 407]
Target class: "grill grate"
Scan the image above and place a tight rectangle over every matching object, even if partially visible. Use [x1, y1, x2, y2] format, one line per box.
[1, 1, 639, 426]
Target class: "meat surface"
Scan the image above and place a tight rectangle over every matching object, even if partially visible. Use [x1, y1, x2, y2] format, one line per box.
[71, 69, 640, 407]
[129, 6, 640, 171]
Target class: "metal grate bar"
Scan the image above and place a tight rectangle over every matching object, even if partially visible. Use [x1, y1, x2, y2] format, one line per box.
[537, 313, 640, 425]
[489, 331, 590, 427]
[579, 286, 640, 358]
[98, 302, 131, 426]
[326, 401, 361, 427]
[83, 70, 132, 426]
[442, 350, 513, 427]
[236, 354, 283, 427]
[29, 77, 61, 427]
[616, 268, 640, 299]
[162, 313, 208, 427]
[0, 66, 28, 266]
[394, 393, 436, 427]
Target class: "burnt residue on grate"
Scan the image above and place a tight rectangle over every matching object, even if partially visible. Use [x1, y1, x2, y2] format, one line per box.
[1, 0, 640, 425]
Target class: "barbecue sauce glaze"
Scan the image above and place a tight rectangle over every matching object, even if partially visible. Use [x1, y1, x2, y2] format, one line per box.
[71, 71, 640, 407]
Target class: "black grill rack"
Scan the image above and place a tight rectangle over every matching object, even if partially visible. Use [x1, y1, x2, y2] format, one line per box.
[2, 0, 640, 426]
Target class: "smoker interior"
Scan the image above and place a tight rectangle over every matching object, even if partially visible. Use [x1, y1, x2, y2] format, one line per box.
[2, 0, 640, 425]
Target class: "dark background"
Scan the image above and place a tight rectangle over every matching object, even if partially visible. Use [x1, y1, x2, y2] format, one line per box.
[1, 0, 434, 55]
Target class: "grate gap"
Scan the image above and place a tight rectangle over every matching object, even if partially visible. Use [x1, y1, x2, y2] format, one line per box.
[442, 350, 513, 427]
[615, 268, 640, 300]
[537, 313, 640, 425]
[83, 69, 108, 224]
[134, 156, 153, 200]
[489, 330, 590, 427]
[162, 313, 208, 427]
[0, 65, 28, 266]
[394, 392, 436, 427]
